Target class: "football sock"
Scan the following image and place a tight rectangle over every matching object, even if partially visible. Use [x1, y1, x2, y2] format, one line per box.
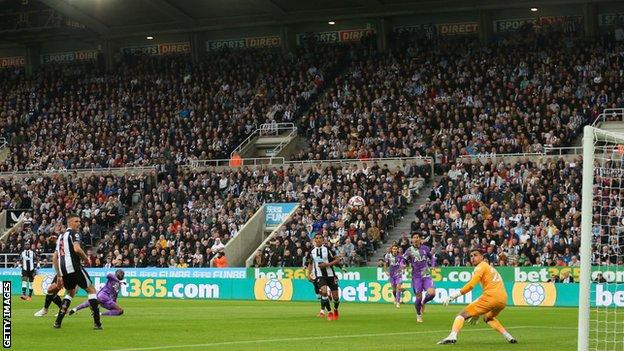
[487, 318, 510, 337]
[415, 296, 422, 315]
[423, 292, 435, 304]
[333, 300, 340, 311]
[102, 309, 123, 316]
[450, 315, 465, 338]
[44, 294, 54, 309]
[75, 300, 91, 311]
[55, 296, 72, 326]
[52, 295, 63, 308]
[88, 294, 101, 325]
[321, 296, 331, 311]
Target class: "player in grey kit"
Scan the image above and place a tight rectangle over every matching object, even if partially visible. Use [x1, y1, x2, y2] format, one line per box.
[403, 233, 436, 323]
[70, 270, 125, 316]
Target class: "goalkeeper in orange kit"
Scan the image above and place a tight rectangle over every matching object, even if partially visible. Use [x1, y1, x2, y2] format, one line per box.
[438, 249, 518, 345]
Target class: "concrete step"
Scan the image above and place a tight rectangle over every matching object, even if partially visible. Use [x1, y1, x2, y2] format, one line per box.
[254, 135, 293, 146]
[367, 175, 442, 265]
[600, 121, 624, 134]
[0, 147, 9, 164]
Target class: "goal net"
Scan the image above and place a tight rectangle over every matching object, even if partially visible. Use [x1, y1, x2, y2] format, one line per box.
[579, 126, 624, 351]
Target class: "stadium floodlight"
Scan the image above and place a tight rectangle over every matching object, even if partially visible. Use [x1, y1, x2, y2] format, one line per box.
[530, 7, 538, 12]
[578, 125, 624, 351]
[146, 36, 154, 40]
[328, 21, 335, 25]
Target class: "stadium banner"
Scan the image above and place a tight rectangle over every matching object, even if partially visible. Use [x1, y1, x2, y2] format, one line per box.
[392, 22, 477, 36]
[206, 36, 281, 51]
[437, 22, 478, 36]
[392, 23, 435, 33]
[248, 266, 624, 284]
[599, 13, 624, 26]
[493, 16, 584, 33]
[5, 209, 30, 227]
[41, 50, 99, 64]
[0, 56, 25, 68]
[121, 42, 191, 56]
[493, 18, 536, 33]
[2, 268, 622, 307]
[295, 28, 376, 46]
[265, 203, 298, 227]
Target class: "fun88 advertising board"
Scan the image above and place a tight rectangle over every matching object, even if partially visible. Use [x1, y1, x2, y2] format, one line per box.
[265, 203, 298, 227]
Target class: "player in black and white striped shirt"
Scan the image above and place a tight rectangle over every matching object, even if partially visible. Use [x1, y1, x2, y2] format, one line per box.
[306, 233, 341, 320]
[20, 243, 36, 300]
[52, 215, 102, 329]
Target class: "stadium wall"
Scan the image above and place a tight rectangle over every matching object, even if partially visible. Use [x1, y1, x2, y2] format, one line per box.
[0, 47, 26, 69]
[3, 267, 623, 308]
[5, 4, 624, 70]
[222, 205, 267, 267]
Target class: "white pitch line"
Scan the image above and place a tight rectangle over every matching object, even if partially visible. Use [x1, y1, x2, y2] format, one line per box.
[105, 326, 577, 351]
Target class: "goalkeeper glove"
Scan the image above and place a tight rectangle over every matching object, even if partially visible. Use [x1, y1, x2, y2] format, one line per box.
[467, 316, 480, 326]
[443, 292, 462, 307]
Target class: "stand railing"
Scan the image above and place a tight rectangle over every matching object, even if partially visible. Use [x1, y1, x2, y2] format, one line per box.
[230, 123, 297, 158]
[591, 108, 624, 128]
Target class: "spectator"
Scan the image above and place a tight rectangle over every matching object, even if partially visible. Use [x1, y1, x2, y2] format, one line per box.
[594, 273, 607, 283]
[212, 251, 228, 268]
[560, 271, 574, 283]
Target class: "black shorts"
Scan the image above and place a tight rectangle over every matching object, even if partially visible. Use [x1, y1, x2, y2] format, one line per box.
[21, 270, 35, 282]
[315, 276, 338, 292]
[63, 267, 92, 291]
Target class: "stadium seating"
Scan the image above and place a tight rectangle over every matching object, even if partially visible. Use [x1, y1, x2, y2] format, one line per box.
[251, 162, 431, 267]
[1, 27, 623, 270]
[94, 162, 428, 268]
[0, 172, 152, 266]
[294, 31, 622, 167]
[408, 157, 594, 267]
[0, 45, 348, 171]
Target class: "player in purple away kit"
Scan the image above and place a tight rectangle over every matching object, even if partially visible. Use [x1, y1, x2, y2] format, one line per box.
[69, 269, 125, 316]
[384, 244, 406, 308]
[403, 233, 436, 323]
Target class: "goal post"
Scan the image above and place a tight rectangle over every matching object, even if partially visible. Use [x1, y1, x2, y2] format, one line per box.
[578, 125, 624, 351]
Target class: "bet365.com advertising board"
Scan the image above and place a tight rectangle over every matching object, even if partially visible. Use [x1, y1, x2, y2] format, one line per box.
[2, 268, 624, 308]
[249, 266, 624, 284]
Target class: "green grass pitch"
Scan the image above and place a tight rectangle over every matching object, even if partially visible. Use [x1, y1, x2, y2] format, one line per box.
[11, 297, 578, 351]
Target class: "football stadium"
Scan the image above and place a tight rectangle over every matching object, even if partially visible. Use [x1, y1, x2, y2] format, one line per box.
[0, 0, 623, 350]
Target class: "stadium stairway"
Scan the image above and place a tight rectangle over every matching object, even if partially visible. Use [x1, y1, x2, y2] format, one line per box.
[368, 175, 442, 265]
[236, 123, 298, 158]
[0, 138, 8, 165]
[232, 51, 354, 160]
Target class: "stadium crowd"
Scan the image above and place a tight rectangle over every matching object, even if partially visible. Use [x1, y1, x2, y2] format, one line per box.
[401, 157, 622, 268]
[1, 24, 623, 271]
[251, 162, 430, 267]
[0, 172, 152, 266]
[0, 45, 348, 171]
[294, 30, 623, 169]
[89, 162, 427, 268]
